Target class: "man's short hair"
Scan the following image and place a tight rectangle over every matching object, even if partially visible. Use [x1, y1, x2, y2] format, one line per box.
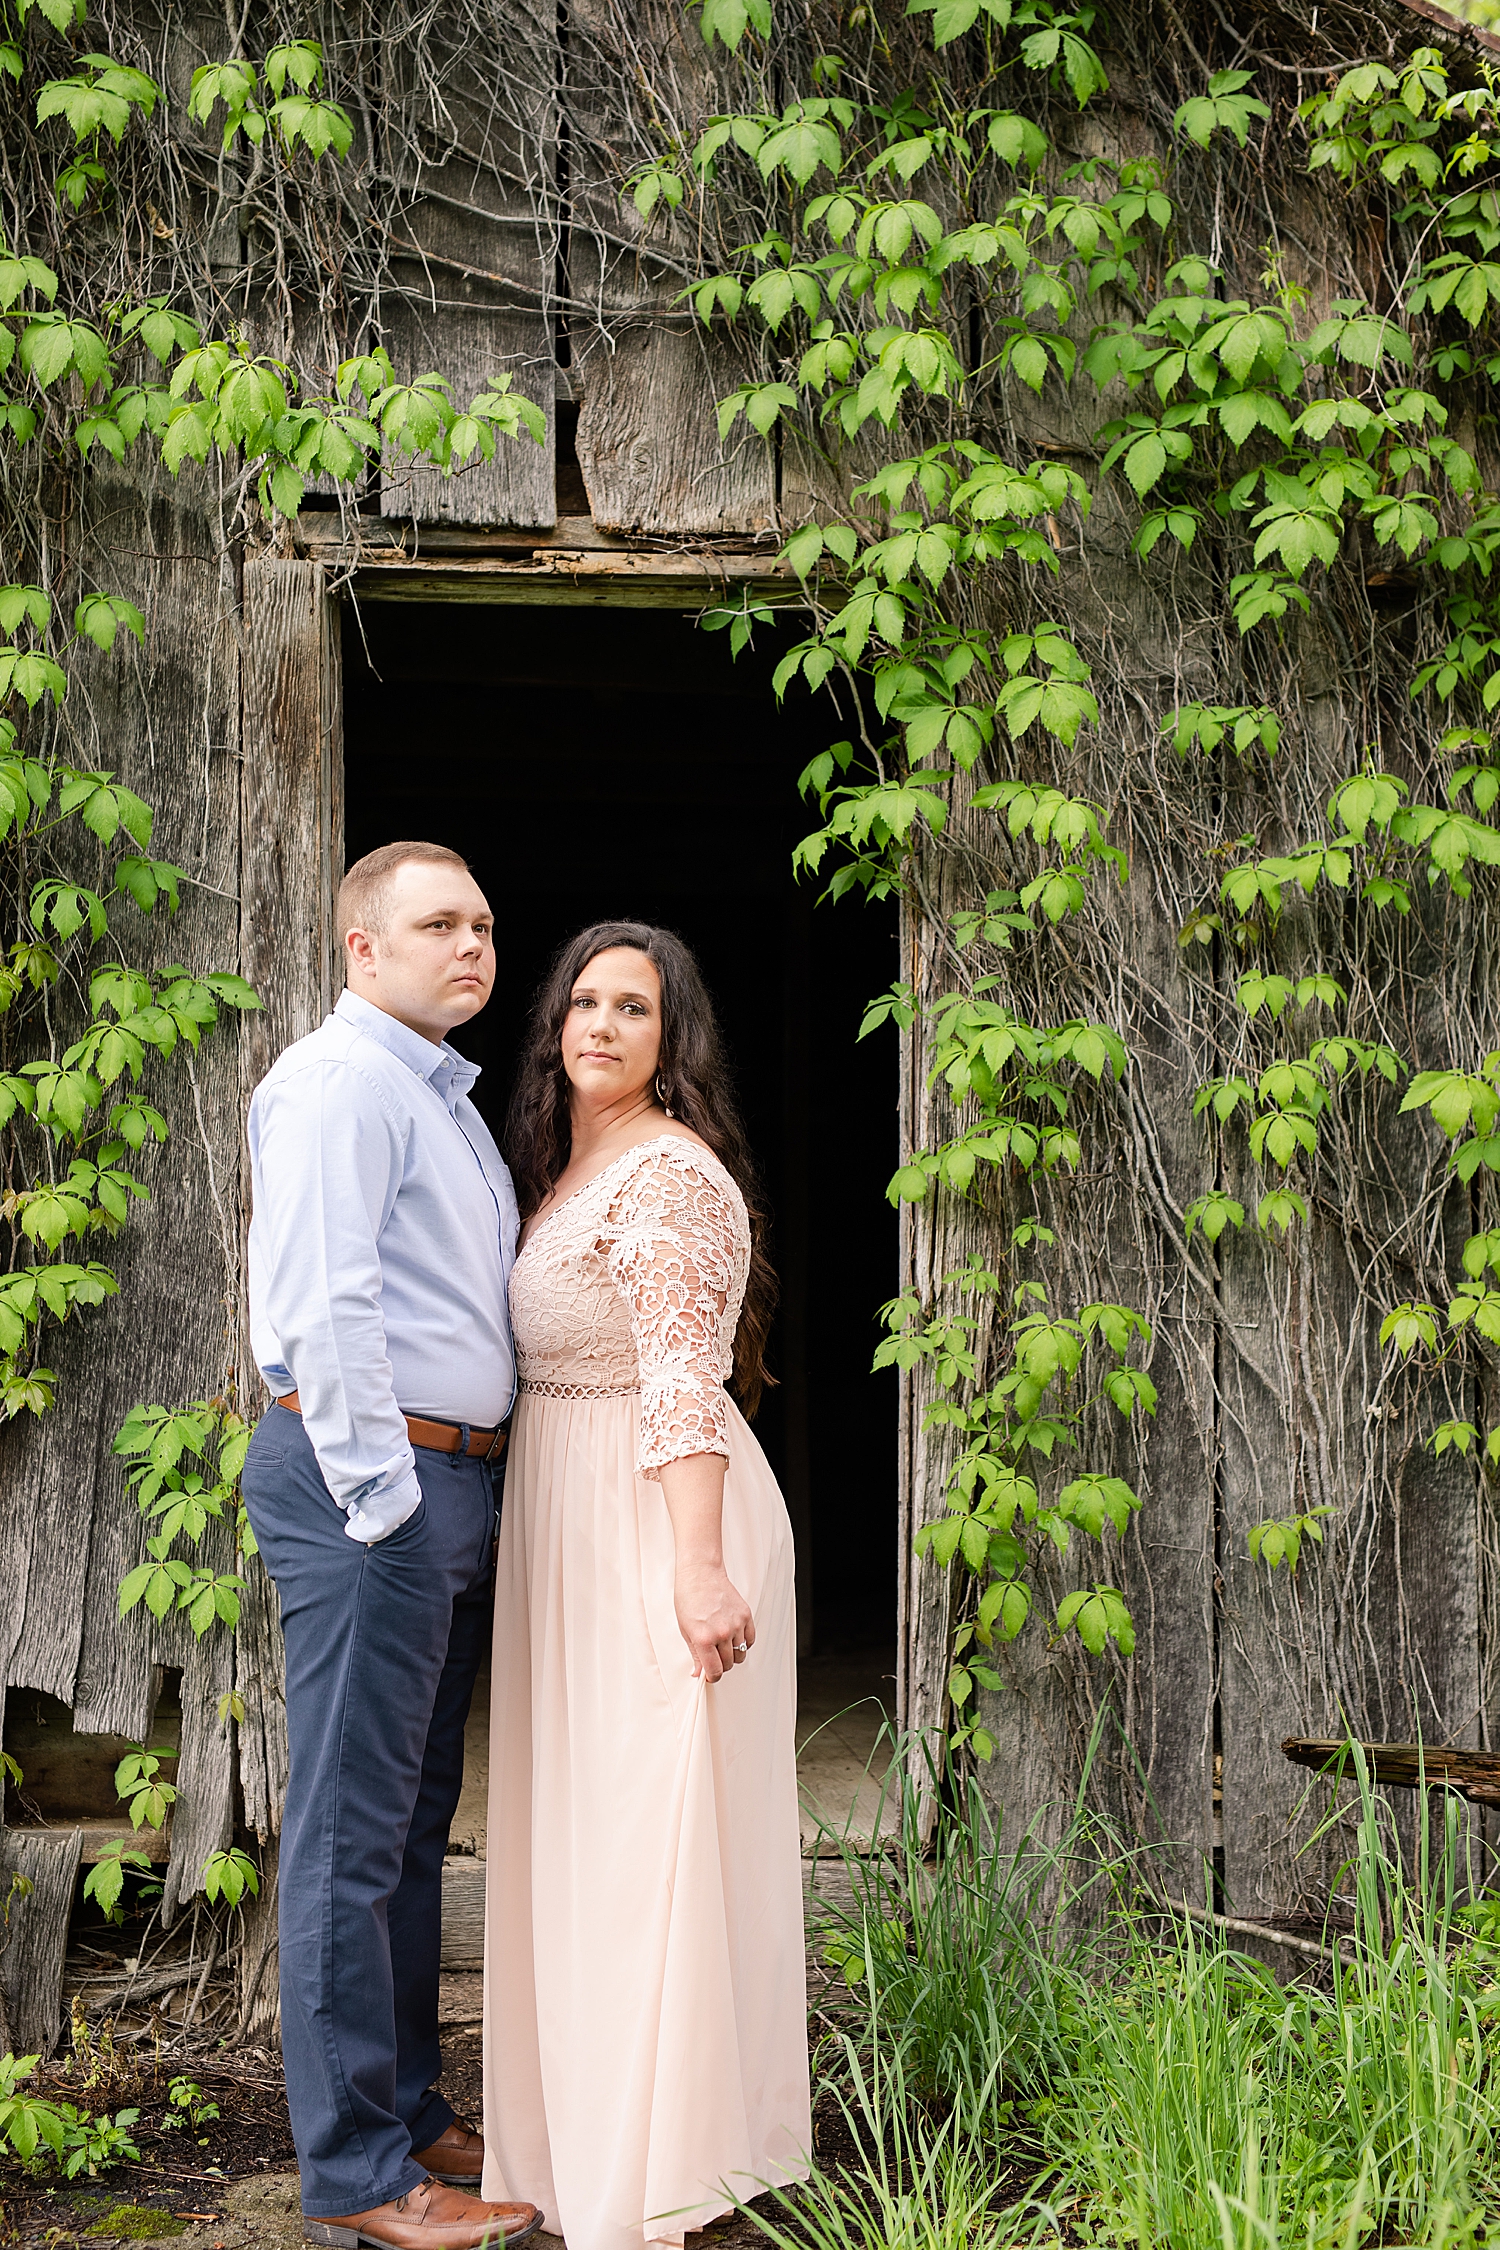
[336, 842, 473, 947]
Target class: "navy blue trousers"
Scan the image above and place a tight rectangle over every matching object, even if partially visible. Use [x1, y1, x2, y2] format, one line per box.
[242, 1404, 495, 2217]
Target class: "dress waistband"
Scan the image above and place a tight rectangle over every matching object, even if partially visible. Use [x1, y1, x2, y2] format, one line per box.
[518, 1379, 640, 1401]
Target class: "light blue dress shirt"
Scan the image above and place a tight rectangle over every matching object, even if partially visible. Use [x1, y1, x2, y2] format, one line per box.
[247, 990, 518, 1543]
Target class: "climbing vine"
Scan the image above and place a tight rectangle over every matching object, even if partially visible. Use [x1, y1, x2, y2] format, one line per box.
[0, 0, 1495, 1847]
[634, 0, 1500, 1758]
[0, 14, 543, 1661]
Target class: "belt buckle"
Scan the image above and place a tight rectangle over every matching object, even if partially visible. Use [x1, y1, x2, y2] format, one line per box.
[478, 1424, 506, 1462]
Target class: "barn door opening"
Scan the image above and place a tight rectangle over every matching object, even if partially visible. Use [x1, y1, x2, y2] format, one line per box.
[339, 595, 897, 1785]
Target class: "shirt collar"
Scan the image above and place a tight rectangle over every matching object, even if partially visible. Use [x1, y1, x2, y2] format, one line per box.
[334, 990, 482, 1113]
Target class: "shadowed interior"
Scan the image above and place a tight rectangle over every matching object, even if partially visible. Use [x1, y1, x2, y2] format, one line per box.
[340, 597, 898, 1665]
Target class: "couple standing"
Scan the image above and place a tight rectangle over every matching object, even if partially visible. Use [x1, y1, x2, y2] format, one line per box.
[241, 841, 811, 2250]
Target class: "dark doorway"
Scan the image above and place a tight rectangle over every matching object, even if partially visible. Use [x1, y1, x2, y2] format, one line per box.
[341, 596, 897, 1659]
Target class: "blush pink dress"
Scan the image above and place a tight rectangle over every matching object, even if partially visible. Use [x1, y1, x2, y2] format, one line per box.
[480, 1135, 811, 2250]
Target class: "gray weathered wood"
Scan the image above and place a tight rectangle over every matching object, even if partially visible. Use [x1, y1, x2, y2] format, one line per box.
[896, 894, 958, 1795]
[379, 1, 557, 528]
[349, 558, 793, 607]
[240, 556, 343, 1073]
[235, 1835, 280, 2042]
[0, 1829, 83, 2057]
[236, 555, 344, 1852]
[440, 1855, 485, 1971]
[573, 323, 777, 537]
[898, 477, 1223, 1876]
[0, 461, 249, 1975]
[567, 0, 775, 536]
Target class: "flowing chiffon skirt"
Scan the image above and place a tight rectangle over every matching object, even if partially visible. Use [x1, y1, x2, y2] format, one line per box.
[480, 1389, 811, 2250]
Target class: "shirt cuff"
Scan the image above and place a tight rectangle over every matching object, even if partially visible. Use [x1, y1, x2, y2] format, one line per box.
[343, 1468, 424, 1545]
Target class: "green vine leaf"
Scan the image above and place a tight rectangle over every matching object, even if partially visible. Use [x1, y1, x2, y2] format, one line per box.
[1056, 1584, 1135, 1656]
[1173, 70, 1270, 149]
[693, 0, 771, 48]
[1380, 1301, 1439, 1354]
[1248, 1507, 1332, 1569]
[1184, 1192, 1245, 1245]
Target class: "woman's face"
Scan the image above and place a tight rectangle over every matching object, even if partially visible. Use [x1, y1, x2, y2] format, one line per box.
[560, 946, 663, 1109]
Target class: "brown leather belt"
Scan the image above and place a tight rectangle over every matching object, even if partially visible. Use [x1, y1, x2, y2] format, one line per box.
[277, 1391, 507, 1461]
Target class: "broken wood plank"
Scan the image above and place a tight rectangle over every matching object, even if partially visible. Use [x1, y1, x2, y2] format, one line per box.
[10, 1821, 170, 1865]
[0, 1827, 83, 2057]
[1283, 1737, 1500, 1805]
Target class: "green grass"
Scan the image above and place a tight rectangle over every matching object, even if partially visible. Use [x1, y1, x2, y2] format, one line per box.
[782, 1737, 1500, 2250]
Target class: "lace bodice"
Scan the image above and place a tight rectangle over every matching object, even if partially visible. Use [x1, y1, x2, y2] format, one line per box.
[509, 1136, 749, 1477]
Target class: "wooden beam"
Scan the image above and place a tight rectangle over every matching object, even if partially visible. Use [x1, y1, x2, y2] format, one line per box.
[237, 558, 342, 1854]
[349, 557, 797, 607]
[299, 511, 639, 557]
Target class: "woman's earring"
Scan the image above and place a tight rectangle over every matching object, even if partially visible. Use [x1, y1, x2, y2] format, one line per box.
[655, 1070, 674, 1118]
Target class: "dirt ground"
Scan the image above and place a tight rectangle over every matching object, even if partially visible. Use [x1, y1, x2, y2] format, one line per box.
[0, 1876, 862, 2250]
[0, 2024, 793, 2250]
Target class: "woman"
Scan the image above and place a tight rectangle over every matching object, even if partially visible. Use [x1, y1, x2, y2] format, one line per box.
[480, 922, 811, 2250]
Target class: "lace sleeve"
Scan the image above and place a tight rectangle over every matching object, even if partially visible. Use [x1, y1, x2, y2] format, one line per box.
[604, 1146, 745, 1478]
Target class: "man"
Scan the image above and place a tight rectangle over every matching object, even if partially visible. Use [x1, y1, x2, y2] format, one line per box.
[242, 841, 540, 2250]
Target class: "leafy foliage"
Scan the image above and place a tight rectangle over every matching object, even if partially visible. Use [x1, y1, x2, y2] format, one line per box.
[114, 1400, 252, 1635]
[655, 0, 1500, 1746]
[0, 27, 549, 1888]
[80, 1840, 153, 1925]
[200, 1846, 259, 1909]
[877, 1248, 1152, 1755]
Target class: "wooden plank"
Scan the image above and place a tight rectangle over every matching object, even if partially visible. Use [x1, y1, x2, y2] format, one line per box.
[240, 557, 343, 1071]
[1286, 1738, 1500, 1801]
[379, 0, 557, 528]
[1216, 851, 1485, 1913]
[350, 559, 794, 608]
[440, 1855, 485, 1970]
[236, 556, 343, 1853]
[573, 324, 777, 537]
[235, 1835, 279, 2041]
[1092, 810, 1219, 1872]
[161, 1628, 234, 1919]
[0, 459, 247, 1953]
[566, 0, 775, 535]
[67, 473, 244, 1763]
[896, 544, 1220, 1876]
[896, 848, 988, 1833]
[0, 1828, 83, 2057]
[301, 513, 615, 557]
[67, 472, 247, 1941]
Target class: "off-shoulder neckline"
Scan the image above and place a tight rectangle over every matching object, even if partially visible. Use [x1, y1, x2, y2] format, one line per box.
[516, 1132, 731, 1262]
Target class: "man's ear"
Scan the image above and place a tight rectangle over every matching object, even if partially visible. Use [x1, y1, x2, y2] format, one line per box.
[345, 927, 379, 980]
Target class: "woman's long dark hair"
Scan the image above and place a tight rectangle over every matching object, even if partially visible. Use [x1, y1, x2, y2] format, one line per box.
[505, 921, 778, 1416]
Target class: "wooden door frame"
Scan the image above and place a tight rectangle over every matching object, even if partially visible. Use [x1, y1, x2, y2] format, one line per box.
[241, 550, 929, 1726]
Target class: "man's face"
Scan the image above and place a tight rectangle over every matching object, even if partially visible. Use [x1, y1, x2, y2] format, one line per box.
[345, 861, 496, 1043]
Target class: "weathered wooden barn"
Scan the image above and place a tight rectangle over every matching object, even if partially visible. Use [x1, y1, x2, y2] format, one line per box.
[1, 0, 1498, 2052]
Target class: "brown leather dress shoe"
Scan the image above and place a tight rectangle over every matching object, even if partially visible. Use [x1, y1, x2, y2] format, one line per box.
[411, 2118, 484, 2186]
[304, 2175, 544, 2249]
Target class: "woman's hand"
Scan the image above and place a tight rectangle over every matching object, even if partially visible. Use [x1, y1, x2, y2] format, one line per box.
[673, 1557, 755, 1683]
[658, 1452, 754, 1681]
